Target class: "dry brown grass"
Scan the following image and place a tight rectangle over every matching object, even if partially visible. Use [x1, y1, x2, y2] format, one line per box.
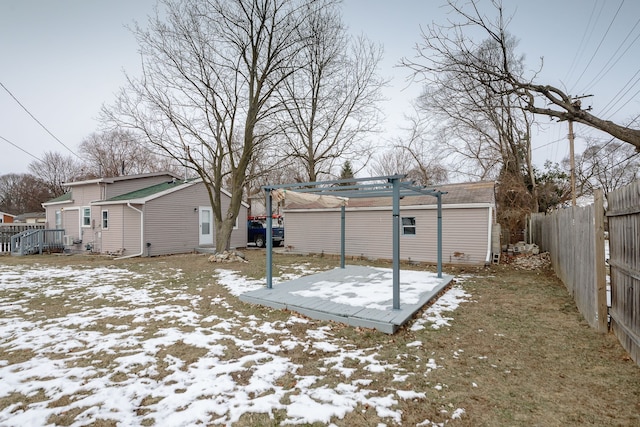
[0, 250, 639, 426]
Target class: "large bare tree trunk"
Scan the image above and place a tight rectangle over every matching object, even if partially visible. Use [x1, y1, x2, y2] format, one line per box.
[104, 0, 322, 253]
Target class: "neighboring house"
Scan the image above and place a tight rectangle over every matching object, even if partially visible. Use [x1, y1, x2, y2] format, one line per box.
[0, 211, 15, 224]
[15, 212, 46, 224]
[283, 181, 497, 266]
[42, 172, 248, 257]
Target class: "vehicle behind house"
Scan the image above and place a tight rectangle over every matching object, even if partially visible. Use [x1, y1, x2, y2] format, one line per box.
[247, 216, 284, 247]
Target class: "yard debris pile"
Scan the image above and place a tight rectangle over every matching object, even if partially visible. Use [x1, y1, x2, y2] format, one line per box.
[503, 241, 540, 256]
[208, 250, 248, 263]
[508, 252, 551, 270]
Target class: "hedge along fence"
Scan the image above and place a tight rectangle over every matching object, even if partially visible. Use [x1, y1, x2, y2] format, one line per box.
[530, 189, 608, 334]
[606, 180, 640, 366]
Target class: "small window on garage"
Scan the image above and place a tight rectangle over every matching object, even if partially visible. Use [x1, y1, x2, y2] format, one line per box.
[402, 216, 416, 235]
[101, 210, 109, 229]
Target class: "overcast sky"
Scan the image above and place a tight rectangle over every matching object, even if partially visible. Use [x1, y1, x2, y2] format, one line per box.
[1, 0, 638, 176]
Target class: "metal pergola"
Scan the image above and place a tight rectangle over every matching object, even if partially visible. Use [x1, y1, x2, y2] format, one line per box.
[262, 175, 447, 310]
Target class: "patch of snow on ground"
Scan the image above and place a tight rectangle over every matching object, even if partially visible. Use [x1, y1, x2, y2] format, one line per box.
[411, 285, 470, 331]
[0, 262, 470, 426]
[292, 268, 444, 310]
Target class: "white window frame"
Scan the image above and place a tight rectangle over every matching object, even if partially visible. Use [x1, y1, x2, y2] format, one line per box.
[233, 216, 239, 230]
[402, 216, 416, 236]
[55, 210, 62, 229]
[101, 210, 109, 230]
[82, 207, 91, 228]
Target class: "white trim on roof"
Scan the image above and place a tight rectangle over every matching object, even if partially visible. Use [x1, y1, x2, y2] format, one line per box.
[41, 199, 74, 207]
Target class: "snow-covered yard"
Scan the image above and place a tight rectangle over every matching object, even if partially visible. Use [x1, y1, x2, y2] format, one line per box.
[0, 261, 469, 426]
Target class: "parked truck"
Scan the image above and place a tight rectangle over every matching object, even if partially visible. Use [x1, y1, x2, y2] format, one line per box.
[247, 216, 284, 247]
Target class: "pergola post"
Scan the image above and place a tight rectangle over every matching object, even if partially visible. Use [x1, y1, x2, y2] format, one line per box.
[340, 204, 346, 269]
[392, 177, 400, 310]
[265, 189, 273, 289]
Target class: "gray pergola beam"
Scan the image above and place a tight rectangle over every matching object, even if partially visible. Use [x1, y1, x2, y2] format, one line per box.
[262, 175, 446, 304]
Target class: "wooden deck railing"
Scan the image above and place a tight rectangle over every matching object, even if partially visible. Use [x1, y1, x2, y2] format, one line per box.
[8, 228, 65, 256]
[0, 224, 45, 253]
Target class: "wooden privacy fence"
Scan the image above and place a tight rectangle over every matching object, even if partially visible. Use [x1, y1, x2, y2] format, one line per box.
[530, 190, 607, 334]
[606, 180, 640, 366]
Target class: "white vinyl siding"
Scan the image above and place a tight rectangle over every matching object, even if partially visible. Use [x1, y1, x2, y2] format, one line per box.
[103, 175, 177, 199]
[284, 206, 491, 265]
[142, 182, 248, 256]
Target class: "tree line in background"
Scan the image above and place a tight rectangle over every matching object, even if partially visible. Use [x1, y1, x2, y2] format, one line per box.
[2, 0, 638, 247]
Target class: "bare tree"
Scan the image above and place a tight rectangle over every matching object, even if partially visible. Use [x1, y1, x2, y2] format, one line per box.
[402, 0, 640, 150]
[411, 33, 536, 182]
[27, 151, 83, 197]
[104, 0, 318, 251]
[277, 3, 385, 182]
[575, 138, 640, 194]
[369, 116, 448, 185]
[79, 130, 180, 178]
[0, 173, 53, 214]
[402, 4, 542, 240]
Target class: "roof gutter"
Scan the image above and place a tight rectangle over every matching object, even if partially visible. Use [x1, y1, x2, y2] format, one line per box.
[115, 203, 144, 260]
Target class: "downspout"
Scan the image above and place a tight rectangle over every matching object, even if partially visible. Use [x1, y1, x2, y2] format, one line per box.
[485, 206, 493, 265]
[115, 202, 144, 260]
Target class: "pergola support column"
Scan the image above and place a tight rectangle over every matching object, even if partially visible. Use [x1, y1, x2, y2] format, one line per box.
[266, 189, 273, 289]
[340, 204, 346, 269]
[392, 177, 400, 310]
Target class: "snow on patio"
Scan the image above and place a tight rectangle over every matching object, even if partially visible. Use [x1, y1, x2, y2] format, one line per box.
[0, 262, 469, 426]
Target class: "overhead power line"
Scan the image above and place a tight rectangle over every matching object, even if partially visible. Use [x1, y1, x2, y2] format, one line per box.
[0, 134, 43, 163]
[564, 0, 599, 84]
[570, 0, 625, 94]
[580, 15, 640, 95]
[0, 81, 82, 160]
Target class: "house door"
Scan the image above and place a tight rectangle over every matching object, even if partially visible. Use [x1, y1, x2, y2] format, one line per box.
[199, 207, 214, 246]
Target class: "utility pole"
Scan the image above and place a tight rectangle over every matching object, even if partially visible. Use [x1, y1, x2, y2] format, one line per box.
[568, 119, 576, 206]
[568, 94, 593, 206]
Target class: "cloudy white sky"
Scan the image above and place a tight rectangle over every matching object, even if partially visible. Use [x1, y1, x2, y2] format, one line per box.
[1, 0, 638, 176]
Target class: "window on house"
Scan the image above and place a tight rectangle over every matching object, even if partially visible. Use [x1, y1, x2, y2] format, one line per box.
[402, 216, 416, 235]
[233, 216, 239, 230]
[82, 207, 91, 227]
[102, 210, 108, 229]
[55, 210, 62, 229]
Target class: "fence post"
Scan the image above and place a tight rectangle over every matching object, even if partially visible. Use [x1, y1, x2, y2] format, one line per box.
[594, 189, 608, 332]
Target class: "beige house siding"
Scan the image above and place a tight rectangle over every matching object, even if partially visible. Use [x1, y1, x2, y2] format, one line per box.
[103, 175, 176, 199]
[62, 209, 80, 241]
[123, 205, 143, 255]
[100, 205, 142, 255]
[140, 182, 248, 256]
[284, 205, 491, 265]
[44, 175, 248, 257]
[99, 205, 142, 255]
[144, 185, 204, 256]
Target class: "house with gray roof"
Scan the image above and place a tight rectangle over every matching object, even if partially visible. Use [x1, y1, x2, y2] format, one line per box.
[282, 181, 497, 266]
[42, 172, 247, 257]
